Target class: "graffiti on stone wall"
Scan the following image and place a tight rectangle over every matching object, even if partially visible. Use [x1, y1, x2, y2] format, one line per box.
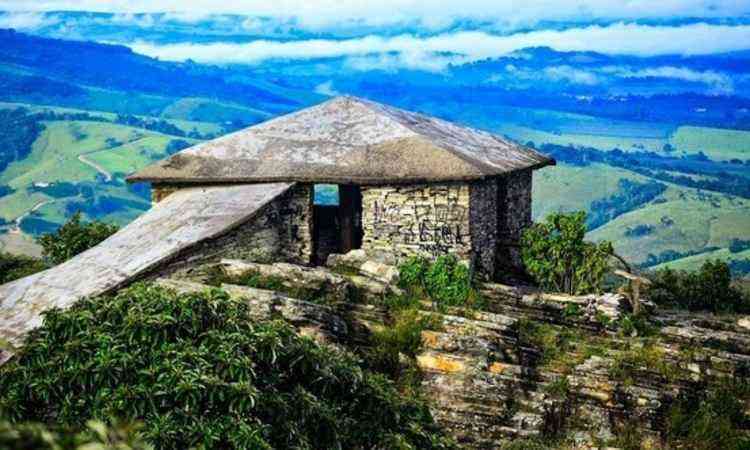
[368, 184, 469, 256]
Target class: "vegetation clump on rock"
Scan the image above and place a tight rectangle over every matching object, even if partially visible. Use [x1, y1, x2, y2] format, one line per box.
[0, 283, 454, 450]
[398, 254, 484, 311]
[521, 211, 613, 295]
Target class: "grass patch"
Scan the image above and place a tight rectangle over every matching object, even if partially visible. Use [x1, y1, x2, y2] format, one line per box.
[516, 319, 609, 373]
[608, 341, 681, 384]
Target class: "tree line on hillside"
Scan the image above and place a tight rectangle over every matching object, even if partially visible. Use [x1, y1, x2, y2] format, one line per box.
[0, 108, 44, 173]
[587, 179, 667, 230]
[31, 109, 222, 140]
[534, 142, 750, 199]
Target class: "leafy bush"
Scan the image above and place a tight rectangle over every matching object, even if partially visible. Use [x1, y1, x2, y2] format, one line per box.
[37, 212, 119, 265]
[0, 418, 151, 450]
[521, 212, 613, 294]
[0, 251, 47, 284]
[649, 260, 750, 313]
[0, 283, 453, 450]
[397, 255, 483, 310]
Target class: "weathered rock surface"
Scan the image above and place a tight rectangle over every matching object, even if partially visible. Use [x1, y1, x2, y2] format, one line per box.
[5, 252, 749, 448]
[480, 283, 632, 328]
[327, 249, 401, 285]
[219, 259, 354, 302]
[159, 262, 750, 448]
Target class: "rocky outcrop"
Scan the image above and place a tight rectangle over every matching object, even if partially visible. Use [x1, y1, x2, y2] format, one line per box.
[161, 259, 750, 448]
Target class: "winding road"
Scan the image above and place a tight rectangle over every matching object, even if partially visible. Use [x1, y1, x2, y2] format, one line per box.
[78, 154, 112, 182]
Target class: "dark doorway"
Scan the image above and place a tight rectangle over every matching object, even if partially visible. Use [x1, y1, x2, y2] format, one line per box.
[312, 184, 363, 265]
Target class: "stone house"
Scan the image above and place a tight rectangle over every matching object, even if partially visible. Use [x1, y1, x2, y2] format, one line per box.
[129, 96, 554, 280]
[0, 96, 553, 360]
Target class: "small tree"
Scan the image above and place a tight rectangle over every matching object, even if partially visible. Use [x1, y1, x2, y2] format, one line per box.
[521, 211, 613, 295]
[37, 212, 119, 265]
[0, 252, 47, 284]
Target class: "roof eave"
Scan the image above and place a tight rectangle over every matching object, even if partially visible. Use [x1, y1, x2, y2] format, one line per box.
[125, 158, 556, 186]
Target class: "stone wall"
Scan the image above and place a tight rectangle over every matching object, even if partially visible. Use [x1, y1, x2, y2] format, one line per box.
[496, 169, 532, 278]
[469, 178, 499, 279]
[152, 184, 314, 279]
[360, 182, 472, 261]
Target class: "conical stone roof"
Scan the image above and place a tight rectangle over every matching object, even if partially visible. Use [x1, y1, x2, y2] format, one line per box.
[128, 96, 554, 185]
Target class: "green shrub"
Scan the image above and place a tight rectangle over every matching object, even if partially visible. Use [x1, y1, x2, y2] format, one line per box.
[521, 211, 613, 295]
[37, 212, 119, 265]
[0, 283, 453, 450]
[398, 255, 484, 310]
[649, 260, 750, 313]
[0, 251, 47, 284]
[666, 380, 750, 449]
[0, 418, 152, 450]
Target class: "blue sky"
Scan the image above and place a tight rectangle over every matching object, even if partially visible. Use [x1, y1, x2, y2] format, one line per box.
[2, 1, 750, 25]
[2, 1, 750, 70]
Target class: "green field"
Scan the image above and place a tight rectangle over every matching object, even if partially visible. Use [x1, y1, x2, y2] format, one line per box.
[534, 162, 750, 270]
[161, 97, 272, 124]
[653, 247, 750, 273]
[669, 126, 750, 162]
[0, 119, 187, 248]
[0, 121, 154, 188]
[532, 163, 652, 219]
[588, 184, 750, 266]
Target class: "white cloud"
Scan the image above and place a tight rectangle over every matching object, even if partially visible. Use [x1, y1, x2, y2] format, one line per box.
[0, 11, 58, 29]
[128, 22, 750, 68]
[344, 52, 465, 73]
[1, 0, 749, 29]
[110, 12, 155, 27]
[543, 65, 600, 85]
[602, 65, 735, 93]
[313, 80, 339, 96]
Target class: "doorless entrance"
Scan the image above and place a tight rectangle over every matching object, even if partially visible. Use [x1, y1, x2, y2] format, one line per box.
[312, 184, 362, 265]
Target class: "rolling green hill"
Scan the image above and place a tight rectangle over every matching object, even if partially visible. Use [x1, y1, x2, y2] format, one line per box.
[0, 117, 196, 254]
[534, 162, 750, 273]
